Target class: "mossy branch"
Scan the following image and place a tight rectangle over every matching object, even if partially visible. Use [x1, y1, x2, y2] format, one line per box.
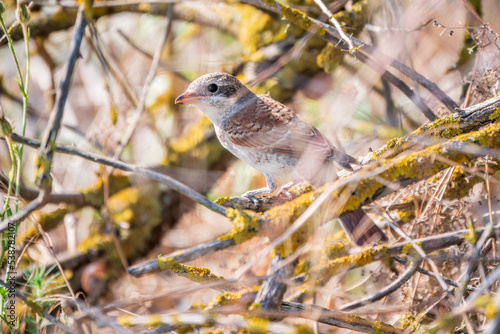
[244, 0, 458, 116]
[0, 2, 240, 46]
[129, 101, 500, 277]
[1, 132, 227, 228]
[112, 299, 402, 334]
[294, 224, 499, 286]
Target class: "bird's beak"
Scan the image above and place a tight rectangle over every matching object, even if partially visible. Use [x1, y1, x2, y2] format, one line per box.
[175, 92, 203, 105]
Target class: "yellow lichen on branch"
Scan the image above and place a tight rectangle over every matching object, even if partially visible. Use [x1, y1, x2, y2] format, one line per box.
[212, 117, 500, 263]
[218, 117, 500, 263]
[157, 257, 226, 285]
[302, 244, 388, 286]
[328, 120, 500, 217]
[218, 207, 262, 244]
[370, 105, 500, 160]
[206, 286, 259, 309]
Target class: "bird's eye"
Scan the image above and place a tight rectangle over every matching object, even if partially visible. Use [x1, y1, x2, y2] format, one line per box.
[207, 83, 218, 93]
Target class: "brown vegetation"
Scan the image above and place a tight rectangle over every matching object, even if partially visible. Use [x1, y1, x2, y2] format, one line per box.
[0, 0, 500, 333]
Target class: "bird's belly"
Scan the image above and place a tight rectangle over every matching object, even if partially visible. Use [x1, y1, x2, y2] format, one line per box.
[216, 129, 298, 183]
[238, 148, 298, 182]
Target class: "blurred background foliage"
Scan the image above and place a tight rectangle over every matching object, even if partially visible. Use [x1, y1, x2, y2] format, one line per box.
[0, 0, 499, 332]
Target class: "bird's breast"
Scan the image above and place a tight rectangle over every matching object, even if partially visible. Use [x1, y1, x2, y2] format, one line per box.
[214, 125, 298, 183]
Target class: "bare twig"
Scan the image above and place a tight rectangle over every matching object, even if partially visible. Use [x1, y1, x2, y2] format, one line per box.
[392, 256, 473, 291]
[35, 2, 92, 190]
[0, 193, 46, 232]
[373, 206, 453, 297]
[254, 254, 296, 310]
[340, 257, 423, 310]
[312, 0, 354, 51]
[88, 26, 139, 107]
[10, 133, 227, 217]
[113, 4, 174, 159]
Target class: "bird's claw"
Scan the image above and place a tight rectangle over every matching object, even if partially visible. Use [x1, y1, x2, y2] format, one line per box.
[242, 193, 260, 206]
[277, 188, 293, 201]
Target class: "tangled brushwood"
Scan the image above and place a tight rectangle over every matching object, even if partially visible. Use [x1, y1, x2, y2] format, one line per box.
[0, 0, 500, 333]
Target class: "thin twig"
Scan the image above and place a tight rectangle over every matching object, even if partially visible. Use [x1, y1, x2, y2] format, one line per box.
[9, 133, 227, 217]
[88, 25, 139, 107]
[312, 0, 354, 51]
[31, 220, 83, 313]
[35, 3, 91, 190]
[392, 256, 473, 291]
[112, 4, 174, 159]
[373, 206, 453, 297]
[340, 257, 423, 310]
[0, 193, 46, 232]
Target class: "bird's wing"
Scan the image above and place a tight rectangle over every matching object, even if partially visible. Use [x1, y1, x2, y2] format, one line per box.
[223, 95, 353, 168]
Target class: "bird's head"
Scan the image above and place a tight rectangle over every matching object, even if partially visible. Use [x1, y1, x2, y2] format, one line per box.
[175, 73, 254, 123]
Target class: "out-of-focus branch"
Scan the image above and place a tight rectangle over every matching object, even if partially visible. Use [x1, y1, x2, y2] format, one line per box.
[111, 305, 402, 334]
[128, 239, 234, 277]
[340, 257, 423, 310]
[0, 195, 46, 232]
[0, 173, 86, 205]
[35, 2, 92, 191]
[0, 2, 240, 45]
[112, 4, 174, 159]
[281, 301, 403, 334]
[294, 224, 500, 285]
[392, 256, 473, 292]
[254, 254, 296, 311]
[244, 0, 458, 116]
[8, 133, 227, 217]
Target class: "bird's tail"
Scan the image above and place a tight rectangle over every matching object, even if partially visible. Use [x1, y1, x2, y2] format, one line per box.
[338, 208, 388, 246]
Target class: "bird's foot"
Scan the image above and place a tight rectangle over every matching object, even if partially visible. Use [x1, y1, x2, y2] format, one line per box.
[241, 192, 260, 206]
[276, 180, 299, 201]
[277, 188, 293, 201]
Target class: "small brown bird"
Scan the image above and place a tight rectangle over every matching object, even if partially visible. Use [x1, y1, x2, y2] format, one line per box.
[176, 73, 386, 246]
